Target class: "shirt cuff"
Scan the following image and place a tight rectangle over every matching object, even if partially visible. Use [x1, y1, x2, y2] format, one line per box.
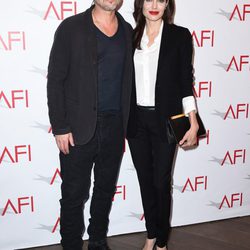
[182, 96, 197, 116]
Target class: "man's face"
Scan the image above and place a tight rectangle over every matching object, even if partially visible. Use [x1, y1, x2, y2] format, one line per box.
[94, 0, 122, 11]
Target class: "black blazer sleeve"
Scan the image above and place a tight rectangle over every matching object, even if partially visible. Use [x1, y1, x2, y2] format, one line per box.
[179, 28, 194, 98]
[47, 22, 71, 135]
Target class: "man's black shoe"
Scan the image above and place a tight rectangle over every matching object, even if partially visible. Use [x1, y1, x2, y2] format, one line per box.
[88, 240, 111, 250]
[88, 243, 111, 250]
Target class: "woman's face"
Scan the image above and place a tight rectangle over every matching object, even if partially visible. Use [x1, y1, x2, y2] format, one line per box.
[143, 0, 168, 22]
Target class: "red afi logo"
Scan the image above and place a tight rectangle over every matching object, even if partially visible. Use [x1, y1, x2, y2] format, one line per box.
[221, 149, 246, 166]
[219, 193, 243, 209]
[193, 81, 212, 98]
[192, 30, 214, 47]
[227, 55, 250, 71]
[0, 32, 26, 51]
[44, 1, 78, 20]
[230, 4, 250, 21]
[0, 90, 29, 109]
[0, 145, 32, 164]
[224, 104, 249, 120]
[52, 217, 60, 233]
[182, 176, 208, 193]
[197, 130, 210, 145]
[50, 168, 62, 185]
[1, 196, 34, 216]
[112, 185, 126, 201]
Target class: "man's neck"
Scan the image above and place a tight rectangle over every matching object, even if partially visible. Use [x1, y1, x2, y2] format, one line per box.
[92, 5, 116, 26]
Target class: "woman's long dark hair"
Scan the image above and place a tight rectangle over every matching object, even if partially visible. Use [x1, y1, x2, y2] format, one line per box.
[133, 0, 175, 49]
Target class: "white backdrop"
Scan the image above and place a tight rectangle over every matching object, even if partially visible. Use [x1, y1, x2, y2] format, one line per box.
[0, 1, 250, 249]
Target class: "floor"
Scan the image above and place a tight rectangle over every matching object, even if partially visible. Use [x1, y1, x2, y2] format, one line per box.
[21, 216, 250, 250]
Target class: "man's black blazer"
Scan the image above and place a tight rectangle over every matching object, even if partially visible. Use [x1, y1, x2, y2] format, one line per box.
[127, 22, 194, 141]
[47, 6, 133, 145]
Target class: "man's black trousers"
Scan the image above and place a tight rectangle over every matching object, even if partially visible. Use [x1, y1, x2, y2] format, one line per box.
[59, 112, 124, 250]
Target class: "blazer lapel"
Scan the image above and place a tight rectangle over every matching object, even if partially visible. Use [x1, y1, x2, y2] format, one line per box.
[116, 12, 133, 108]
[117, 12, 132, 80]
[84, 6, 98, 88]
[156, 22, 172, 85]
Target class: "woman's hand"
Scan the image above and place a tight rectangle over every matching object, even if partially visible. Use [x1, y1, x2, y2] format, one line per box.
[179, 126, 198, 148]
[179, 111, 199, 148]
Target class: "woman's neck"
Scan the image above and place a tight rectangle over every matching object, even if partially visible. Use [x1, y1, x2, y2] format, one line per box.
[145, 19, 163, 36]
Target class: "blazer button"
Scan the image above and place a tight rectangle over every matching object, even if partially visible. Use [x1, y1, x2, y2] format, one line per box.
[93, 106, 96, 111]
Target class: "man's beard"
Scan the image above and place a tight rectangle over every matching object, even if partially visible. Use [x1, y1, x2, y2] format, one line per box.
[94, 0, 120, 11]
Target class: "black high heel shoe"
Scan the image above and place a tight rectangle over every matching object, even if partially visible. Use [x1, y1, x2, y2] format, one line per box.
[154, 244, 169, 250]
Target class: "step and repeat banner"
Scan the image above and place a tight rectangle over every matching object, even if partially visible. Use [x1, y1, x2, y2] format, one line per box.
[0, 0, 249, 249]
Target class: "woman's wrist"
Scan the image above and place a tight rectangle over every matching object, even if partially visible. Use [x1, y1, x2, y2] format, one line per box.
[188, 111, 199, 132]
[190, 122, 199, 132]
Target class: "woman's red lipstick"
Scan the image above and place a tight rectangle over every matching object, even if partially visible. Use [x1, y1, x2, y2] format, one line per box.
[149, 11, 159, 15]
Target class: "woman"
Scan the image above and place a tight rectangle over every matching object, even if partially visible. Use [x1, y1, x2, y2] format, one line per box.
[127, 0, 199, 249]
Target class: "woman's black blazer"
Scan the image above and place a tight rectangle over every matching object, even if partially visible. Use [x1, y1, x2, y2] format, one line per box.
[127, 22, 194, 141]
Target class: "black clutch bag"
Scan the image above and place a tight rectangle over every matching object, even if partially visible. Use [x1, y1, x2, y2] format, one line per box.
[166, 113, 206, 144]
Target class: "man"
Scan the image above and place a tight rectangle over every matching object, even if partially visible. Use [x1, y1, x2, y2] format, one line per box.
[47, 0, 133, 249]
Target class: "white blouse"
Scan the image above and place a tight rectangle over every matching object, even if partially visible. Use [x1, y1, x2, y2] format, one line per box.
[134, 21, 196, 115]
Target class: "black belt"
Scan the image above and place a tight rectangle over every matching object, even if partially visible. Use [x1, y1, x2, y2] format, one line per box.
[137, 105, 155, 111]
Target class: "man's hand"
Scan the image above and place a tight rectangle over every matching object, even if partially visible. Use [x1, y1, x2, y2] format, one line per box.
[55, 133, 75, 154]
